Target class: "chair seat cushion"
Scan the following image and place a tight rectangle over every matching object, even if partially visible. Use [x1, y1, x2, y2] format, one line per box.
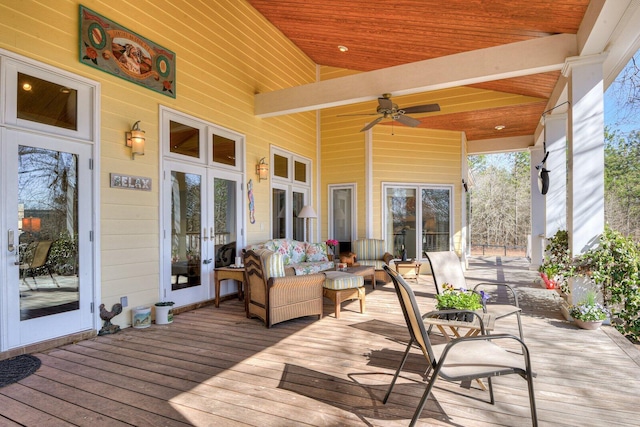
[357, 259, 388, 270]
[323, 271, 364, 290]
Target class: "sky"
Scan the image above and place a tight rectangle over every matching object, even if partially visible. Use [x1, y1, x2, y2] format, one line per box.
[604, 52, 640, 134]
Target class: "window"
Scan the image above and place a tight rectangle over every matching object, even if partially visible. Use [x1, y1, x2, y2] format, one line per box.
[384, 184, 452, 259]
[270, 148, 312, 240]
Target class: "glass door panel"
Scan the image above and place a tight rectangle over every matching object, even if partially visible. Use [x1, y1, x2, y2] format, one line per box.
[3, 129, 93, 349]
[272, 188, 286, 239]
[170, 171, 202, 291]
[18, 145, 79, 320]
[331, 187, 354, 254]
[386, 188, 417, 258]
[421, 188, 451, 253]
[213, 177, 237, 267]
[293, 191, 305, 241]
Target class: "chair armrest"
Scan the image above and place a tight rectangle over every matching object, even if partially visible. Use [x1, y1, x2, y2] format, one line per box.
[268, 273, 325, 289]
[383, 252, 395, 265]
[439, 333, 533, 374]
[473, 282, 520, 307]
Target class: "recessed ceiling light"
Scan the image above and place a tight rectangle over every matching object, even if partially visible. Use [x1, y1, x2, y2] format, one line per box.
[494, 125, 506, 130]
[22, 83, 32, 91]
[338, 45, 348, 52]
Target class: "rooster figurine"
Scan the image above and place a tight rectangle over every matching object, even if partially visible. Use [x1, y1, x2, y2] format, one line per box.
[98, 303, 123, 336]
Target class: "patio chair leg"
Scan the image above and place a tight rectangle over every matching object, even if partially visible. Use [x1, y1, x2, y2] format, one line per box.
[516, 311, 524, 340]
[410, 369, 439, 427]
[383, 339, 413, 404]
[487, 377, 495, 404]
[527, 375, 538, 427]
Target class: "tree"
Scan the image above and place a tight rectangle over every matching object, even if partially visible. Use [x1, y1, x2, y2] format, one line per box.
[605, 129, 640, 240]
[469, 152, 531, 251]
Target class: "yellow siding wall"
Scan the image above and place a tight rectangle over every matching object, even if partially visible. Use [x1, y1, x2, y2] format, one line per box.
[372, 126, 464, 252]
[0, 0, 317, 324]
[320, 66, 465, 251]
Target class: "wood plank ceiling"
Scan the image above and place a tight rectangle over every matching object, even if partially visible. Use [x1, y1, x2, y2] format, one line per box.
[246, 0, 590, 143]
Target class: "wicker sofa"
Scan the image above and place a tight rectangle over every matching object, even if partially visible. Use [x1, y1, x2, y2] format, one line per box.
[243, 249, 325, 328]
[246, 239, 334, 275]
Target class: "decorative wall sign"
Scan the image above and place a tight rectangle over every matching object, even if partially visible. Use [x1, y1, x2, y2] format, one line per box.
[79, 5, 176, 98]
[110, 173, 152, 191]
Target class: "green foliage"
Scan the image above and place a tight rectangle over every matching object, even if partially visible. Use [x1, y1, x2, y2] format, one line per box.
[435, 284, 483, 310]
[604, 129, 640, 239]
[580, 226, 640, 341]
[49, 232, 78, 275]
[539, 230, 574, 294]
[543, 227, 640, 340]
[569, 291, 608, 322]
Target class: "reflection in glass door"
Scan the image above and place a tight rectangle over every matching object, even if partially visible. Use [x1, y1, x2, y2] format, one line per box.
[213, 177, 237, 267]
[18, 145, 79, 320]
[330, 185, 355, 254]
[3, 129, 93, 349]
[170, 171, 202, 291]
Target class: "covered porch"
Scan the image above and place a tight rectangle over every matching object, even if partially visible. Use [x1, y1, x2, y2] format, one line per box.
[2, 257, 637, 426]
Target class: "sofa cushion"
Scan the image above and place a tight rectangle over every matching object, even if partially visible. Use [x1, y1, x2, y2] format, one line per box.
[253, 248, 285, 278]
[292, 261, 334, 276]
[264, 239, 307, 265]
[306, 242, 329, 262]
[353, 239, 387, 261]
[323, 271, 364, 290]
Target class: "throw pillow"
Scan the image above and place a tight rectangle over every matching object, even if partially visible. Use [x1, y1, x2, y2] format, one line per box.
[306, 242, 329, 262]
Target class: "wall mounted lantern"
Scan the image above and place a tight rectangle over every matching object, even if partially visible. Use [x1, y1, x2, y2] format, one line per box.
[256, 157, 269, 181]
[125, 120, 145, 160]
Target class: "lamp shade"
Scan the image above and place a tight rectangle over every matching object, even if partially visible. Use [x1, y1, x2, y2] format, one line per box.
[298, 205, 317, 219]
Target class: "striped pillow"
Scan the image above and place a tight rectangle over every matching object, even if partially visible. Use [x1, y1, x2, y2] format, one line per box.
[253, 248, 285, 278]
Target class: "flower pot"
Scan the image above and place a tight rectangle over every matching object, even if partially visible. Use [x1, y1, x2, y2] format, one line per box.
[437, 308, 474, 322]
[132, 306, 151, 328]
[574, 319, 603, 330]
[154, 304, 174, 324]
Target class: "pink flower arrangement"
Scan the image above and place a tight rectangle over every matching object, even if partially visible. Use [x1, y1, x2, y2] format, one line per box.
[325, 239, 338, 247]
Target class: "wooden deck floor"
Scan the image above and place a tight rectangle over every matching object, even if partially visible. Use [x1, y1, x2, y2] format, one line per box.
[2, 257, 640, 426]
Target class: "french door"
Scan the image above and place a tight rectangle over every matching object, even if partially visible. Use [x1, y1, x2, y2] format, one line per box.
[1, 129, 93, 348]
[163, 161, 242, 306]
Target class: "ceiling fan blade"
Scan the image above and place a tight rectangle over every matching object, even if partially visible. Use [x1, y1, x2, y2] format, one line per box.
[360, 116, 384, 132]
[395, 114, 421, 127]
[378, 96, 394, 111]
[336, 113, 381, 117]
[401, 103, 440, 114]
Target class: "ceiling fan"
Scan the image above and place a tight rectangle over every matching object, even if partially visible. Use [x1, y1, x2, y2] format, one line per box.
[339, 93, 440, 132]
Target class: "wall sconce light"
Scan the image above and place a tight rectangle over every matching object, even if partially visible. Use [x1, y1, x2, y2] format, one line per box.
[125, 120, 145, 160]
[256, 157, 269, 181]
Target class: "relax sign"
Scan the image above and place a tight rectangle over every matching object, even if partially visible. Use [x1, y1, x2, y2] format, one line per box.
[110, 173, 152, 191]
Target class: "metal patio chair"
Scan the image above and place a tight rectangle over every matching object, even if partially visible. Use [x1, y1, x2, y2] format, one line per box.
[425, 251, 524, 340]
[382, 265, 537, 426]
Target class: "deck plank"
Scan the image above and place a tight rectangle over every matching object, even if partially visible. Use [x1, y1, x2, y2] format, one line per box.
[1, 256, 639, 426]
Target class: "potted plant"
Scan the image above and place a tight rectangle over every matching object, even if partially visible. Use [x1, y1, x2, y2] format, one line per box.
[154, 301, 175, 325]
[569, 291, 608, 330]
[435, 284, 489, 322]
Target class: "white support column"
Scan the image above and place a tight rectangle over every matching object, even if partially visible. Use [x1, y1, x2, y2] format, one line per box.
[562, 54, 606, 258]
[529, 146, 545, 270]
[544, 113, 568, 238]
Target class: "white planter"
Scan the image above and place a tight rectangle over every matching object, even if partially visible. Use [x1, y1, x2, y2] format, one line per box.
[132, 306, 151, 328]
[154, 305, 174, 324]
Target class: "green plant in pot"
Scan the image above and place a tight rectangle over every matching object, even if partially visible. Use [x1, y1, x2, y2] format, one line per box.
[435, 284, 489, 322]
[569, 290, 608, 329]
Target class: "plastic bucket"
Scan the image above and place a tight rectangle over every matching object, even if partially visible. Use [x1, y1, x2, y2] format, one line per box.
[155, 305, 174, 325]
[132, 306, 151, 328]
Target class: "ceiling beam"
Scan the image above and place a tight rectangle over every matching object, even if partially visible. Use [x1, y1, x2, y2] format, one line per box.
[467, 135, 535, 155]
[255, 34, 577, 118]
